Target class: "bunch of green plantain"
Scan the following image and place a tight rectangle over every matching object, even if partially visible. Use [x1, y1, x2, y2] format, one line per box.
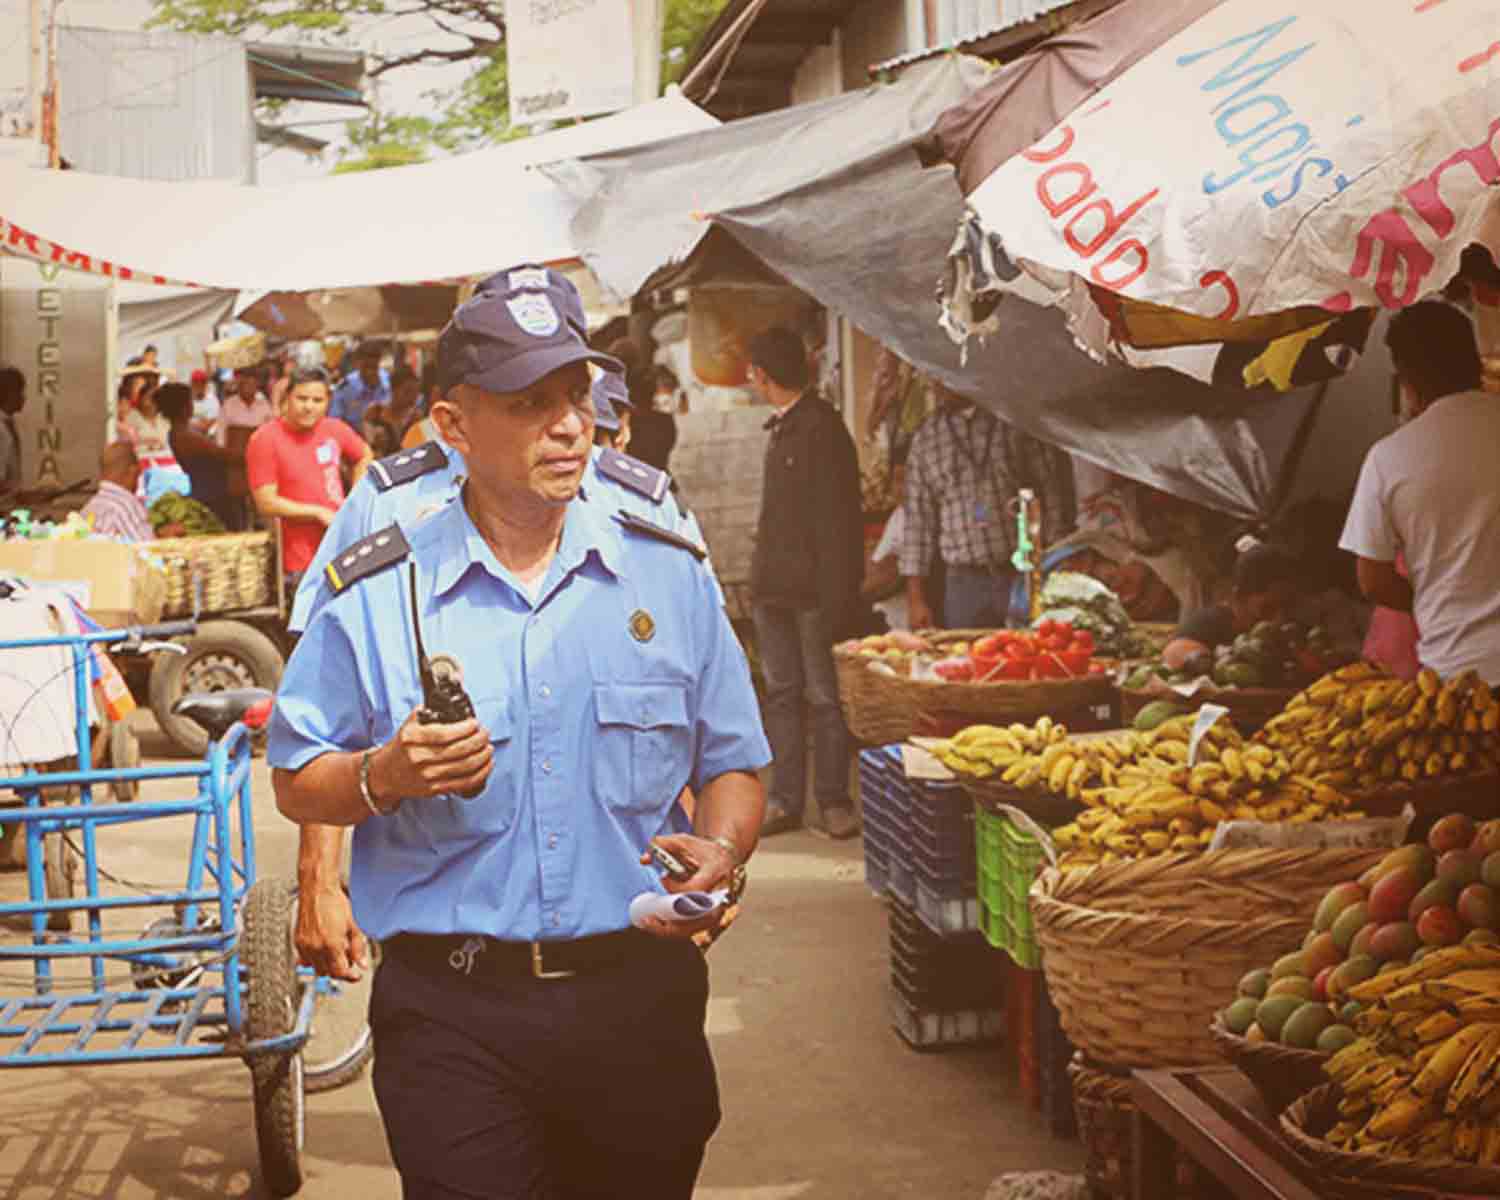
[1257, 663, 1500, 795]
[148, 491, 226, 537]
[1321, 942, 1500, 1165]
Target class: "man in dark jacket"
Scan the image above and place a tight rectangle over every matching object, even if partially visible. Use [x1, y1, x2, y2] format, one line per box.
[749, 327, 864, 838]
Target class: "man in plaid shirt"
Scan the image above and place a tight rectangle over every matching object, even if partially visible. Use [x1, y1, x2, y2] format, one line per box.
[899, 386, 1075, 629]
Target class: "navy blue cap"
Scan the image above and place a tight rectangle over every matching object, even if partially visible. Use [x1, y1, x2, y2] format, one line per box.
[438, 269, 618, 396]
[474, 264, 587, 337]
[592, 369, 628, 431]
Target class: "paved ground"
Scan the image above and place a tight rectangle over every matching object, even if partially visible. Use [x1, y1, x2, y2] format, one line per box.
[0, 716, 1081, 1199]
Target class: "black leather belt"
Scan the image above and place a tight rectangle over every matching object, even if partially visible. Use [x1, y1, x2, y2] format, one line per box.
[386, 930, 647, 982]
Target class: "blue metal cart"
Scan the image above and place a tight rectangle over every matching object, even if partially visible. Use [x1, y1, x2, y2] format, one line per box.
[0, 619, 311, 1196]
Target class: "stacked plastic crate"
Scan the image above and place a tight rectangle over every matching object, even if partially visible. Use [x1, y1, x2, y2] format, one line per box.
[887, 894, 1004, 1050]
[858, 745, 913, 903]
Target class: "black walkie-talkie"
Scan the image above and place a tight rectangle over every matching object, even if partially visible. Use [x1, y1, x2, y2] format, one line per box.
[409, 564, 482, 798]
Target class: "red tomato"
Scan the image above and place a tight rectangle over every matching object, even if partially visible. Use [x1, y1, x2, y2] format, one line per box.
[1040, 633, 1070, 653]
[1059, 648, 1092, 676]
[1070, 629, 1095, 651]
[973, 633, 1005, 658]
[1036, 619, 1060, 638]
[1032, 655, 1066, 680]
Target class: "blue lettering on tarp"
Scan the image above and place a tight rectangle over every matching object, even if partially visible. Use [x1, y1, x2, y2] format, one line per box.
[1176, 14, 1354, 209]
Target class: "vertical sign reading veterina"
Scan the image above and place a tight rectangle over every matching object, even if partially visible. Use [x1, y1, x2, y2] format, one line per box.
[506, 0, 636, 126]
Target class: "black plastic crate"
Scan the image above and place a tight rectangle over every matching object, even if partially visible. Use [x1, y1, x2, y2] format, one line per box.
[887, 984, 1004, 1052]
[888, 898, 986, 959]
[890, 940, 1002, 1011]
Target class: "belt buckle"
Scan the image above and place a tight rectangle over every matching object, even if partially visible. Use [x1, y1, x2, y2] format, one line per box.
[531, 941, 576, 980]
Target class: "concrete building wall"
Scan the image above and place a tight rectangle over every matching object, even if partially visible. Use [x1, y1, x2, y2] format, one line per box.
[840, 0, 915, 90]
[790, 34, 844, 106]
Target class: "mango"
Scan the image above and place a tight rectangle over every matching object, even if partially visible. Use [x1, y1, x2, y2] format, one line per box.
[1270, 950, 1308, 980]
[1428, 812, 1476, 855]
[1303, 931, 1343, 978]
[1369, 869, 1422, 925]
[1256, 994, 1308, 1042]
[1267, 975, 1315, 1001]
[1437, 849, 1482, 890]
[1417, 905, 1461, 947]
[1223, 996, 1259, 1036]
[1464, 928, 1500, 947]
[1369, 922, 1421, 963]
[1471, 820, 1500, 857]
[1244, 1022, 1266, 1044]
[1408, 877, 1458, 923]
[1317, 1024, 1360, 1054]
[1457, 883, 1498, 931]
[1349, 923, 1379, 960]
[1326, 954, 1378, 1000]
[1360, 844, 1435, 890]
[1238, 967, 1272, 1000]
[1331, 902, 1369, 952]
[1482, 851, 1500, 890]
[1282, 1003, 1336, 1049]
[1313, 881, 1367, 934]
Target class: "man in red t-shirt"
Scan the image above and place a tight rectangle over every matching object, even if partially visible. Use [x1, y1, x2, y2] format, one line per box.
[247, 367, 372, 578]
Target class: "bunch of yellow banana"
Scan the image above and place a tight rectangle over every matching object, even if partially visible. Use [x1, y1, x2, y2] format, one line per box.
[1052, 714, 1365, 869]
[1319, 943, 1500, 1165]
[928, 717, 1073, 780]
[1258, 665, 1500, 796]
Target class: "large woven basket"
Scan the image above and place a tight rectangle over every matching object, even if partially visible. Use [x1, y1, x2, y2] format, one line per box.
[833, 648, 915, 745]
[149, 532, 275, 617]
[1067, 1054, 1201, 1200]
[1119, 683, 1295, 734]
[886, 671, 1113, 725]
[1029, 847, 1384, 1071]
[1280, 1083, 1500, 1200]
[1208, 1017, 1329, 1116]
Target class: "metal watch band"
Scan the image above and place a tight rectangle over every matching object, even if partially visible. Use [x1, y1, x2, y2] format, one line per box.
[708, 834, 743, 866]
[359, 748, 398, 816]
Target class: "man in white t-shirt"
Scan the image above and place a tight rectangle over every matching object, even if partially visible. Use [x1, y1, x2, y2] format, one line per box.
[1339, 301, 1500, 684]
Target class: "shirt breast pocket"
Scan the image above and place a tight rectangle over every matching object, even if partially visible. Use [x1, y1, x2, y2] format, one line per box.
[417, 695, 518, 841]
[594, 683, 691, 815]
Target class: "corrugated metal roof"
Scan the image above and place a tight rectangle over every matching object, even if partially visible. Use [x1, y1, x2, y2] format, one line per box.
[871, 0, 1118, 73]
[57, 26, 255, 183]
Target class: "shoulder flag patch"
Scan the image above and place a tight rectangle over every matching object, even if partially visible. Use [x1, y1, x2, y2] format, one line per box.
[325, 524, 411, 593]
[597, 448, 670, 504]
[613, 511, 706, 561]
[368, 442, 448, 492]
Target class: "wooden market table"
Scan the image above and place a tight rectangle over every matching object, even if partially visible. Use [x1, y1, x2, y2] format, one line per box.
[1130, 1068, 1321, 1200]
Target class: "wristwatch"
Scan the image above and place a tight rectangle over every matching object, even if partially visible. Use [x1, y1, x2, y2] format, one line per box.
[359, 748, 400, 816]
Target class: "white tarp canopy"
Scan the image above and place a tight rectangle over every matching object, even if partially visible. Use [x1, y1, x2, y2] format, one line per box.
[0, 93, 717, 293]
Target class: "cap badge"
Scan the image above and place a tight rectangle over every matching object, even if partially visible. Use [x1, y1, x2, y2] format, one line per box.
[508, 267, 551, 290]
[629, 609, 656, 643]
[507, 292, 560, 338]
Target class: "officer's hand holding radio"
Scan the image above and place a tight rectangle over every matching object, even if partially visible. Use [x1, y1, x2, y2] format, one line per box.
[369, 711, 493, 804]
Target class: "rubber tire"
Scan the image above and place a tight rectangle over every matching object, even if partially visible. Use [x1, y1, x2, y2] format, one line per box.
[242, 877, 305, 1198]
[148, 621, 284, 757]
[108, 718, 140, 803]
[303, 1021, 373, 1094]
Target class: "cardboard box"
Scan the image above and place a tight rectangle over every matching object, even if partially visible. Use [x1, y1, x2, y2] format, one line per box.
[0, 540, 167, 627]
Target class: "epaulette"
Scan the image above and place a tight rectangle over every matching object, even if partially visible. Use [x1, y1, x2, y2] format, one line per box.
[324, 524, 411, 593]
[597, 448, 670, 504]
[614, 511, 707, 561]
[367, 442, 448, 492]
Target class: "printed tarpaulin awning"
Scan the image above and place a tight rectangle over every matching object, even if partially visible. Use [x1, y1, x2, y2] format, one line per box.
[0, 93, 718, 292]
[936, 0, 1500, 385]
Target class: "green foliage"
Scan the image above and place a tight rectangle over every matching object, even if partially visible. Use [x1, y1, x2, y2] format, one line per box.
[151, 0, 727, 165]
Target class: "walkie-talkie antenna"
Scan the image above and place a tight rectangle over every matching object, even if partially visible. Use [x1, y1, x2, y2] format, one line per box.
[409, 562, 435, 693]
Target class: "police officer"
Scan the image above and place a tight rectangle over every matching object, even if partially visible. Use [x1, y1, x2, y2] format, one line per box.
[268, 274, 769, 1199]
[591, 367, 628, 451]
[288, 269, 718, 985]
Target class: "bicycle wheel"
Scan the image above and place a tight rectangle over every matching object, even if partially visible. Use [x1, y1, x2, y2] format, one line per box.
[242, 877, 305, 1198]
[302, 941, 378, 1094]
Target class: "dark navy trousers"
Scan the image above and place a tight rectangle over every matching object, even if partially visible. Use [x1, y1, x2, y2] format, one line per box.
[370, 937, 720, 1199]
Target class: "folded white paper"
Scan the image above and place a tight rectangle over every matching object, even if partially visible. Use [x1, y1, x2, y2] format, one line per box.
[628, 889, 729, 929]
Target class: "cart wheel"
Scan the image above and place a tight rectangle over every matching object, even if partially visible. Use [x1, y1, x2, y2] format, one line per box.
[149, 621, 284, 757]
[242, 877, 305, 1198]
[302, 934, 378, 1094]
[109, 719, 141, 803]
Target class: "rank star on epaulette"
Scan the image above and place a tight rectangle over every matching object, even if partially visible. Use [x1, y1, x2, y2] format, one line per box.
[325, 524, 411, 592]
[368, 442, 448, 492]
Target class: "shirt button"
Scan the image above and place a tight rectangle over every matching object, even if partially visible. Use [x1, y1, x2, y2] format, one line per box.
[542, 760, 553, 774]
[551, 913, 561, 927]
[548, 834, 558, 849]
[540, 684, 551, 699]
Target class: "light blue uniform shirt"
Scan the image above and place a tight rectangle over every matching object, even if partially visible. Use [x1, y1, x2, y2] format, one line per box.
[328, 369, 390, 429]
[291, 443, 715, 633]
[267, 496, 769, 942]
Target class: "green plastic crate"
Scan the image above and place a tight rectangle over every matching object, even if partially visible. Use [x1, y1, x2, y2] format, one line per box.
[974, 803, 1048, 968]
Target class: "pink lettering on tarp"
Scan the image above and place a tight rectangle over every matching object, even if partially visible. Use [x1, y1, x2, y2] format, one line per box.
[1347, 209, 1436, 309]
[1200, 270, 1241, 319]
[1092, 241, 1150, 290]
[1022, 124, 1076, 165]
[1064, 189, 1159, 257]
[1404, 119, 1500, 236]
[1037, 163, 1097, 217]
[1459, 41, 1500, 71]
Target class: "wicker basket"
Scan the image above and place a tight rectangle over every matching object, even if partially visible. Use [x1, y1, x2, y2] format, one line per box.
[1208, 1017, 1329, 1115]
[1067, 1054, 1201, 1199]
[886, 671, 1114, 725]
[1280, 1083, 1500, 1200]
[834, 648, 916, 746]
[149, 532, 275, 617]
[1119, 683, 1296, 735]
[1029, 847, 1384, 1071]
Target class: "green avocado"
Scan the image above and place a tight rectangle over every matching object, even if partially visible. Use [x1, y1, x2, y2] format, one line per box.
[1125, 665, 1156, 690]
[1223, 662, 1264, 689]
[1134, 700, 1190, 732]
